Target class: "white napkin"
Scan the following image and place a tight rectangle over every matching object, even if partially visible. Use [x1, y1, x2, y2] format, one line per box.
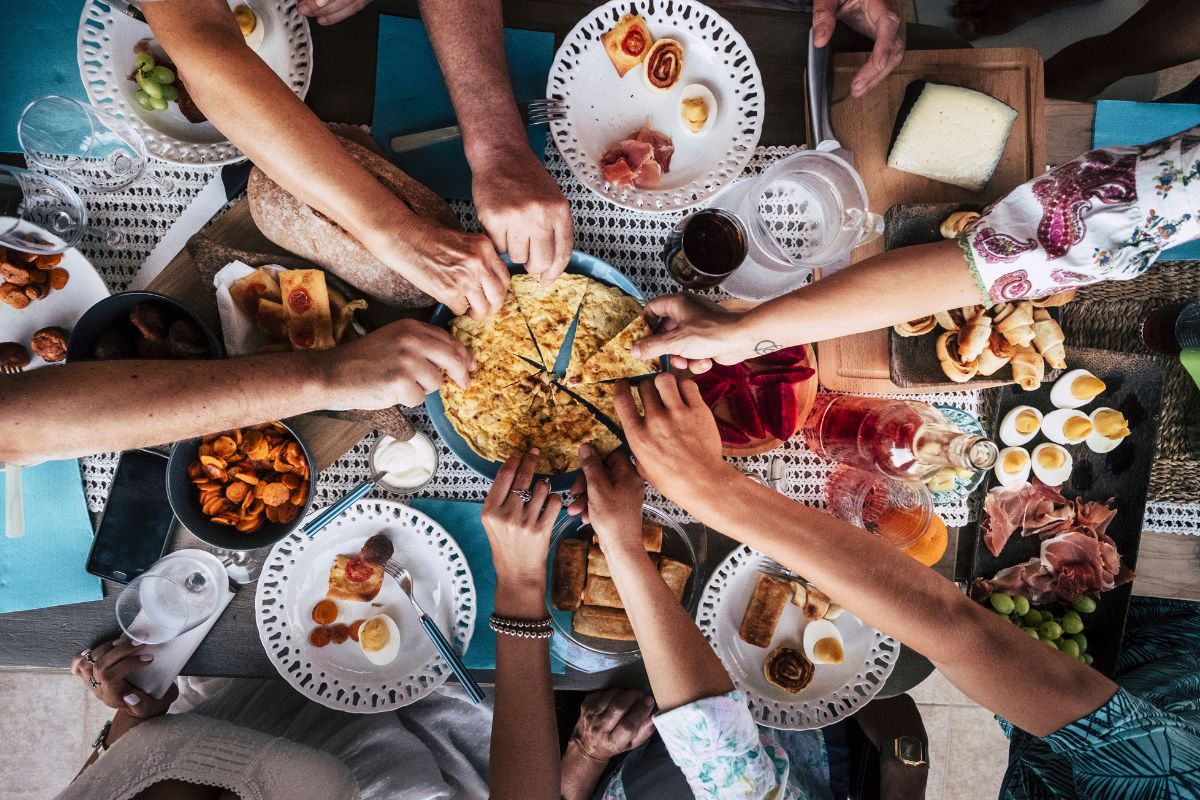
[128, 549, 235, 700]
[212, 260, 290, 356]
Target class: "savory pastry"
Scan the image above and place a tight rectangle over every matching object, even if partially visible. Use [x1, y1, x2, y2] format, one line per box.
[789, 582, 832, 621]
[936, 330, 978, 383]
[1032, 289, 1076, 308]
[601, 13, 652, 77]
[552, 538, 589, 612]
[679, 84, 717, 136]
[229, 267, 282, 317]
[642, 37, 684, 91]
[1031, 308, 1066, 369]
[658, 557, 692, 602]
[993, 302, 1036, 347]
[975, 331, 1016, 377]
[738, 573, 792, 648]
[327, 554, 385, 603]
[581, 575, 625, 609]
[574, 604, 636, 641]
[763, 646, 815, 693]
[893, 316, 937, 337]
[0, 341, 31, 368]
[641, 520, 664, 553]
[956, 311, 992, 362]
[1010, 344, 1046, 391]
[280, 269, 336, 350]
[30, 326, 70, 363]
[932, 306, 973, 331]
[939, 210, 981, 239]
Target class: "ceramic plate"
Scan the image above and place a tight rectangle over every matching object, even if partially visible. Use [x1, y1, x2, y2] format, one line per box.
[929, 404, 987, 505]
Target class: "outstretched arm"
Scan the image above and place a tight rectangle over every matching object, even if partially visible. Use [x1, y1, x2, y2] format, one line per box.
[615, 374, 1117, 737]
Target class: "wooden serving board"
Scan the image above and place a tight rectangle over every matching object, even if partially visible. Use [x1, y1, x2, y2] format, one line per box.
[816, 47, 1046, 394]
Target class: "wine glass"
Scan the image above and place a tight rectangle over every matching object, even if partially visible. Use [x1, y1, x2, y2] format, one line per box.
[116, 555, 221, 645]
[0, 165, 115, 254]
[18, 96, 175, 195]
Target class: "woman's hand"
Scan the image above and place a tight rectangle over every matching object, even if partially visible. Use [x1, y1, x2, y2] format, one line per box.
[632, 295, 760, 374]
[297, 0, 372, 25]
[812, 0, 906, 97]
[71, 637, 177, 719]
[482, 450, 562, 592]
[571, 689, 656, 760]
[567, 445, 645, 559]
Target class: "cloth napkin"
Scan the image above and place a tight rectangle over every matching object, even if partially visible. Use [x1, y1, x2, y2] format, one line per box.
[1093, 99, 1200, 260]
[409, 498, 565, 673]
[212, 260, 292, 356]
[0, 459, 103, 612]
[371, 15, 555, 201]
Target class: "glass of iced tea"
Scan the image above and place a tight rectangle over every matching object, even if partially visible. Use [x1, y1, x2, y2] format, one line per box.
[663, 208, 748, 290]
[824, 463, 933, 549]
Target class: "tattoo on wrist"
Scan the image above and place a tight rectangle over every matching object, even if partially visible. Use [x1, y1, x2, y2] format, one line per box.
[754, 340, 781, 355]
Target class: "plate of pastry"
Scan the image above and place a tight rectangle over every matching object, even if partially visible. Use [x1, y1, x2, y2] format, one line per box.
[696, 546, 898, 730]
[255, 499, 477, 712]
[547, 0, 763, 212]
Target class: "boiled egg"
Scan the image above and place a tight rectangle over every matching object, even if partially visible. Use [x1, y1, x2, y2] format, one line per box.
[678, 84, 716, 136]
[993, 446, 1031, 487]
[1042, 408, 1094, 445]
[998, 405, 1042, 447]
[1049, 369, 1106, 409]
[1031, 442, 1073, 487]
[802, 619, 844, 665]
[233, 3, 265, 51]
[358, 613, 401, 666]
[1086, 407, 1131, 454]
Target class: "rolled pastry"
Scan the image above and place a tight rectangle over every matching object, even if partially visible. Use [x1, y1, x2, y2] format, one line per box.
[933, 306, 980, 332]
[763, 647, 814, 693]
[574, 605, 635, 641]
[993, 301, 1036, 347]
[590, 521, 662, 553]
[936, 331, 978, 383]
[551, 539, 588, 611]
[738, 574, 791, 648]
[975, 331, 1016, 376]
[1031, 288, 1077, 308]
[789, 582, 832, 620]
[658, 557, 693, 602]
[894, 316, 937, 337]
[642, 38, 684, 91]
[1010, 345, 1045, 391]
[957, 313, 993, 362]
[1031, 308, 1067, 369]
[939, 210, 981, 239]
[581, 575, 625, 609]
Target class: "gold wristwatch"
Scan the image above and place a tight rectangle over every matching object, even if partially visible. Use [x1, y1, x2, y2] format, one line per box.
[888, 735, 928, 767]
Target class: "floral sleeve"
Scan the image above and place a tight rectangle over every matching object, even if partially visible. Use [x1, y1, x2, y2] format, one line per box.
[959, 125, 1200, 307]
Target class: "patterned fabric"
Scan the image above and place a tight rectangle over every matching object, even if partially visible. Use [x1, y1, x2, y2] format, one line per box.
[961, 125, 1200, 306]
[998, 598, 1200, 798]
[598, 690, 832, 800]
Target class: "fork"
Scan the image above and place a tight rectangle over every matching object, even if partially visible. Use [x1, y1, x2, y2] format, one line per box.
[382, 557, 485, 704]
[389, 99, 568, 154]
[2, 364, 23, 538]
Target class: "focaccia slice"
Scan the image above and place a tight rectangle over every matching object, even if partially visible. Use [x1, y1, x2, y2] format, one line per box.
[255, 298, 291, 344]
[279, 269, 335, 350]
[575, 316, 660, 383]
[565, 284, 642, 383]
[327, 554, 384, 602]
[601, 13, 652, 77]
[229, 267, 282, 317]
[510, 273, 589, 368]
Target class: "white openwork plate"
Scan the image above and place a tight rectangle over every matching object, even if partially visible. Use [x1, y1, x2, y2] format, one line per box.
[255, 499, 476, 713]
[77, 0, 313, 166]
[547, 0, 764, 212]
[696, 546, 899, 730]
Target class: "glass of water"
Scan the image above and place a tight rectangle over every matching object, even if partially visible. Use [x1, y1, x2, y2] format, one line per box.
[116, 555, 221, 645]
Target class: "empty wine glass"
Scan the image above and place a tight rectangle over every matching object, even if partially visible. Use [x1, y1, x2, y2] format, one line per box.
[18, 96, 175, 195]
[0, 165, 114, 254]
[116, 555, 221, 645]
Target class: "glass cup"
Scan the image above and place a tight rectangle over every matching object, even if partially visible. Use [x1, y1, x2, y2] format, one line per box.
[1139, 300, 1200, 355]
[663, 208, 748, 290]
[0, 165, 96, 254]
[824, 463, 933, 549]
[116, 555, 221, 644]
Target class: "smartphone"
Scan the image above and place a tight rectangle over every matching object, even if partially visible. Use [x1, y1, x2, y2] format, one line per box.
[86, 448, 176, 583]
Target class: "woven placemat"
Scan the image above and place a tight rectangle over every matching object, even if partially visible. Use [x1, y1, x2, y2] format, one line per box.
[1059, 262, 1200, 505]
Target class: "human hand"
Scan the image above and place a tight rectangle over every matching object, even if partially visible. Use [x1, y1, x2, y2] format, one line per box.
[632, 294, 756, 374]
[570, 689, 656, 761]
[473, 146, 573, 283]
[482, 450, 563, 588]
[296, 0, 372, 25]
[612, 375, 733, 505]
[71, 637, 178, 719]
[567, 446, 645, 559]
[812, 0, 905, 97]
[325, 319, 473, 409]
[384, 216, 510, 319]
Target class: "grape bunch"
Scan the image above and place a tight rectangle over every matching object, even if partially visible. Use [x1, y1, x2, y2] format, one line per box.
[986, 592, 1098, 665]
[132, 52, 179, 112]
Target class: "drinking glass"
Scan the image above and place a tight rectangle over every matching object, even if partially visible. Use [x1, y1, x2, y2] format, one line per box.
[18, 96, 174, 195]
[116, 555, 221, 644]
[0, 165, 117, 254]
[824, 463, 933, 549]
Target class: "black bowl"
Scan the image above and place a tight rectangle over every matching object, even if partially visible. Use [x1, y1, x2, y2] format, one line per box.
[67, 290, 224, 363]
[166, 418, 316, 551]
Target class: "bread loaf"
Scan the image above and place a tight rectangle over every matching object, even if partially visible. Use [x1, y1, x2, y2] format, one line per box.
[248, 134, 462, 308]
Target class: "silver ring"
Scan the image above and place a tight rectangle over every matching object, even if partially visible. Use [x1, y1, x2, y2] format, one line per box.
[89, 676, 101, 689]
[83, 649, 96, 665]
[511, 489, 532, 503]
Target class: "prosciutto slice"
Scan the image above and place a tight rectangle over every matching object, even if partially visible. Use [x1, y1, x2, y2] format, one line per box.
[599, 124, 674, 189]
[981, 481, 1076, 557]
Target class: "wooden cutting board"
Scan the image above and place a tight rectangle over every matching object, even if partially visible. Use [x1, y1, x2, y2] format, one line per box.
[816, 47, 1046, 394]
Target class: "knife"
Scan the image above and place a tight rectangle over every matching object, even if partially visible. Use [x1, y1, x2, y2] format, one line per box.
[108, 0, 148, 24]
[131, 161, 253, 290]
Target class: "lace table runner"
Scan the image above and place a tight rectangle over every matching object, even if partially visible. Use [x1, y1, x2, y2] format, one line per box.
[66, 146, 1197, 534]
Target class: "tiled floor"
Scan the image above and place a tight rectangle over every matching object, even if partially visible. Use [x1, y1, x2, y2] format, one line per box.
[912, 670, 1012, 800]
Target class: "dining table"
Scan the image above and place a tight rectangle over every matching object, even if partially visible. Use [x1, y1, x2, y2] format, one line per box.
[1, 0, 1197, 707]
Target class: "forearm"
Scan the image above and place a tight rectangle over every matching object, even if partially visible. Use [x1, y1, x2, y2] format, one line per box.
[0, 353, 330, 464]
[419, 0, 527, 167]
[560, 742, 610, 800]
[490, 577, 559, 800]
[739, 240, 981, 350]
[74, 710, 144, 778]
[605, 547, 733, 712]
[672, 466, 1115, 735]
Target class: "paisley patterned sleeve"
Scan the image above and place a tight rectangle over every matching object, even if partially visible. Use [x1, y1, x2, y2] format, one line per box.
[650, 690, 790, 800]
[960, 125, 1200, 307]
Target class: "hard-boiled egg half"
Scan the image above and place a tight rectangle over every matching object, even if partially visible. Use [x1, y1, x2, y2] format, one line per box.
[1086, 407, 1131, 453]
[1042, 409, 1093, 445]
[678, 84, 716, 136]
[358, 613, 401, 666]
[233, 3, 265, 51]
[1049, 369, 1106, 409]
[1031, 442, 1073, 487]
[802, 619, 844, 665]
[999, 405, 1042, 447]
[994, 446, 1031, 487]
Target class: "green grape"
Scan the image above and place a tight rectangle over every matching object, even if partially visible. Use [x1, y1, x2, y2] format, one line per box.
[989, 593, 1015, 615]
[1070, 634, 1088, 653]
[134, 90, 154, 110]
[136, 72, 163, 100]
[1059, 639, 1081, 658]
[160, 83, 179, 102]
[1043, 637, 1059, 649]
[1012, 596, 1030, 616]
[135, 52, 155, 74]
[1073, 596, 1098, 614]
[1082, 654, 1094, 666]
[150, 66, 176, 85]
[149, 95, 168, 111]
[1021, 627, 1040, 639]
[1061, 611, 1084, 635]
[1039, 620, 1063, 641]
[1022, 610, 1043, 627]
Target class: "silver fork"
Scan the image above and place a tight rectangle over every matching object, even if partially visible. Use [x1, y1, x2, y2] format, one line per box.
[389, 99, 568, 154]
[382, 557, 485, 704]
[2, 364, 24, 538]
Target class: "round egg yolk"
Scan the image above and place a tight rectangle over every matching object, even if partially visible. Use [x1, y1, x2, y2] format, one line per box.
[359, 617, 391, 653]
[1003, 450, 1029, 473]
[1071, 375, 1106, 400]
[1015, 411, 1040, 434]
[1095, 410, 1130, 439]
[1063, 416, 1094, 440]
[814, 638, 844, 664]
[1038, 447, 1066, 469]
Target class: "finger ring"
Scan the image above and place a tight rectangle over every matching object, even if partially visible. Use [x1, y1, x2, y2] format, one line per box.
[89, 676, 101, 689]
[511, 489, 532, 503]
[83, 649, 96, 665]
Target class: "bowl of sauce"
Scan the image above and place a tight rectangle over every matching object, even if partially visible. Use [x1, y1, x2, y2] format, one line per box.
[369, 433, 439, 495]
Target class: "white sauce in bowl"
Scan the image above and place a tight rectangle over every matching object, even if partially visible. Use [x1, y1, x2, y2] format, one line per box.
[371, 433, 438, 491]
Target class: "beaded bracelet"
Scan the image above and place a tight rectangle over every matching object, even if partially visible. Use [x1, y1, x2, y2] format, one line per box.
[489, 613, 553, 639]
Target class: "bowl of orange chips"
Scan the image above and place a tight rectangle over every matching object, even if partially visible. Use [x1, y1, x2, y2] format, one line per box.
[167, 419, 316, 550]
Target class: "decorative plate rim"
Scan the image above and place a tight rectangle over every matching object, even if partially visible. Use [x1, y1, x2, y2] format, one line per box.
[932, 404, 988, 504]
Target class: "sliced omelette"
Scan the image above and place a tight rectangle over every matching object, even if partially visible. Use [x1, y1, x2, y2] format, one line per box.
[510, 273, 589, 368]
[565, 283, 643, 383]
[522, 386, 621, 473]
[575, 316, 661, 384]
[451, 289, 543, 367]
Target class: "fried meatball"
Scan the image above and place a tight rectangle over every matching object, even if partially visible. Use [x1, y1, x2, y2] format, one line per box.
[166, 318, 210, 358]
[0, 262, 33, 286]
[136, 336, 172, 359]
[0, 341, 31, 368]
[129, 301, 168, 341]
[93, 328, 135, 360]
[0, 284, 30, 309]
[30, 326, 70, 363]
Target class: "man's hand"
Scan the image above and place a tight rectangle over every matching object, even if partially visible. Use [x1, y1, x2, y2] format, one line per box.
[482, 450, 562, 588]
[632, 295, 757, 374]
[612, 375, 732, 505]
[72, 637, 178, 719]
[297, 0, 372, 25]
[570, 689, 656, 760]
[812, 0, 906, 97]
[472, 146, 573, 283]
[568, 446, 646, 558]
[383, 216, 511, 319]
[325, 319, 473, 409]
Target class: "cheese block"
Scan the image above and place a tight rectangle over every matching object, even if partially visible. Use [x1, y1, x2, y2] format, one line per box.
[886, 81, 1018, 192]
